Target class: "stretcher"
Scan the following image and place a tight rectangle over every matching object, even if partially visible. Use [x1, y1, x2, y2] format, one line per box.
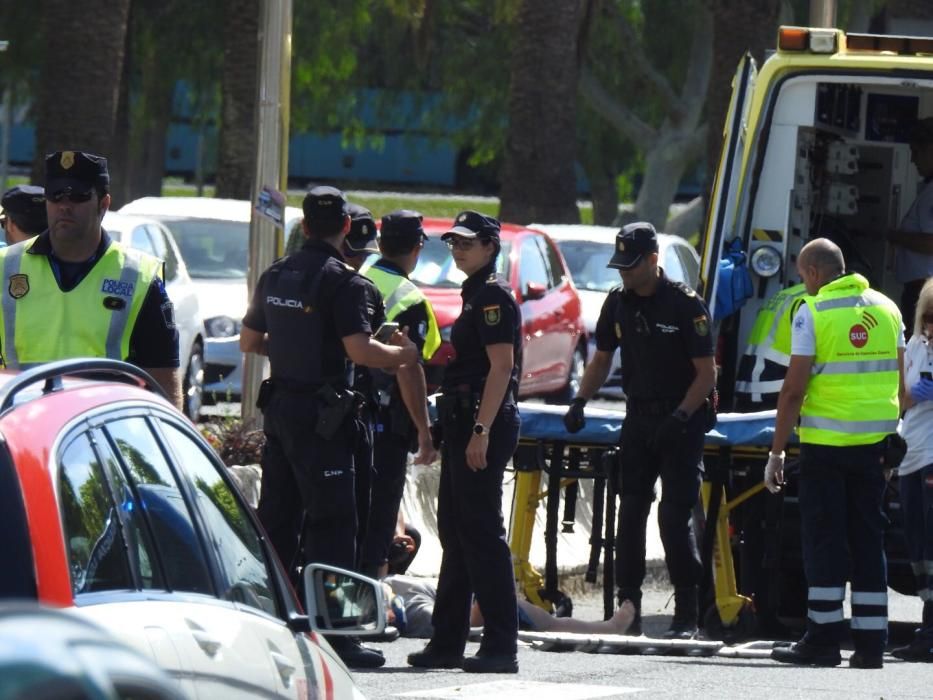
[508, 402, 794, 640]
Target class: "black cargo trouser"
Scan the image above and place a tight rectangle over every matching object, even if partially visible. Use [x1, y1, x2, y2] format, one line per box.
[257, 391, 357, 582]
[431, 400, 521, 656]
[354, 403, 375, 562]
[615, 409, 704, 606]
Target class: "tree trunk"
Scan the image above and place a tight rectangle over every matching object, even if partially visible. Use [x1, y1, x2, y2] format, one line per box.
[215, 0, 259, 199]
[34, 0, 131, 185]
[588, 167, 619, 226]
[499, 0, 581, 225]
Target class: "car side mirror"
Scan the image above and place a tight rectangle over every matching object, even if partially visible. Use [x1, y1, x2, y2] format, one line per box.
[303, 564, 386, 637]
[524, 281, 547, 300]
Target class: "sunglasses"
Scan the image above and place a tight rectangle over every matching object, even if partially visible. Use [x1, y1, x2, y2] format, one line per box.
[48, 189, 94, 204]
[445, 237, 478, 251]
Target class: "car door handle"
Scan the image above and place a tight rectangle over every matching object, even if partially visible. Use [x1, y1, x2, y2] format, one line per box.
[270, 651, 296, 682]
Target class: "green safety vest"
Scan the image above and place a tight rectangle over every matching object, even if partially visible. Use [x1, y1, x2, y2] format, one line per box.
[735, 283, 808, 399]
[362, 261, 441, 361]
[798, 274, 900, 447]
[0, 238, 161, 368]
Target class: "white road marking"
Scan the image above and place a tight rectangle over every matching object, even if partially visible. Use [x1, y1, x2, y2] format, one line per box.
[396, 679, 642, 699]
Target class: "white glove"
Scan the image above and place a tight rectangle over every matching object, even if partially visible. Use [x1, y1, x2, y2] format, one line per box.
[764, 451, 785, 494]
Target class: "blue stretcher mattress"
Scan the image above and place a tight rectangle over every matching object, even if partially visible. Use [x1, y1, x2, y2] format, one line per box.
[515, 402, 781, 447]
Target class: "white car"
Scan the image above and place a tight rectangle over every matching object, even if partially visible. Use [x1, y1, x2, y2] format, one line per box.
[103, 211, 205, 419]
[530, 224, 700, 399]
[119, 197, 304, 403]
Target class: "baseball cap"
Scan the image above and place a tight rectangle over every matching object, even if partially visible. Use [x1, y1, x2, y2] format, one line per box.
[1, 185, 47, 233]
[344, 203, 378, 254]
[908, 116, 933, 144]
[380, 209, 426, 242]
[607, 222, 659, 270]
[441, 210, 501, 240]
[45, 151, 110, 195]
[302, 185, 348, 223]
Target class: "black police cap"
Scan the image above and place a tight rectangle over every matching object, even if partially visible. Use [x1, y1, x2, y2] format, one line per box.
[441, 210, 500, 240]
[345, 203, 378, 254]
[45, 151, 110, 195]
[303, 185, 348, 223]
[1, 185, 47, 233]
[380, 209, 425, 242]
[607, 222, 659, 270]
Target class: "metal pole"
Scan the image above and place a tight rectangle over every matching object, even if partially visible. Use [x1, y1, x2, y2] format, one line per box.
[0, 41, 10, 192]
[809, 0, 837, 28]
[241, 0, 292, 422]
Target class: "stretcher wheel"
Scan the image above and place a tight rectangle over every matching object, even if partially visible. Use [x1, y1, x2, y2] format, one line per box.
[703, 601, 756, 643]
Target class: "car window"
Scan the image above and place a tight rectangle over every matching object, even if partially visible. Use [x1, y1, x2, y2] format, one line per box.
[537, 236, 564, 289]
[59, 433, 134, 595]
[160, 422, 278, 616]
[411, 237, 509, 287]
[158, 219, 248, 279]
[129, 226, 157, 257]
[519, 237, 550, 294]
[675, 243, 700, 287]
[104, 417, 214, 595]
[663, 244, 689, 284]
[557, 240, 618, 292]
[148, 225, 179, 282]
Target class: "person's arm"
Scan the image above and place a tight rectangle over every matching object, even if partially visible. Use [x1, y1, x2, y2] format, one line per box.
[396, 361, 437, 465]
[239, 324, 268, 355]
[678, 355, 717, 416]
[342, 331, 418, 369]
[145, 367, 182, 410]
[575, 349, 613, 401]
[770, 354, 813, 454]
[885, 229, 933, 255]
[466, 343, 513, 471]
[898, 346, 907, 411]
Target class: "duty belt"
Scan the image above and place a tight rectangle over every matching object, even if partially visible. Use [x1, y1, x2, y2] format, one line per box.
[626, 397, 679, 416]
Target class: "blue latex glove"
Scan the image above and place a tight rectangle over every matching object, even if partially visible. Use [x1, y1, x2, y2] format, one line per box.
[911, 377, 933, 402]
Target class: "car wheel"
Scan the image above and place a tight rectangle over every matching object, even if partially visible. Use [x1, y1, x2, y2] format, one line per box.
[546, 344, 586, 405]
[183, 340, 205, 420]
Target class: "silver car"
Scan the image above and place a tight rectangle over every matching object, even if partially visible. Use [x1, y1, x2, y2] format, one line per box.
[530, 224, 700, 399]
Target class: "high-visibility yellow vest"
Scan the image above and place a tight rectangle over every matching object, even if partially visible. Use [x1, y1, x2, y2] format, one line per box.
[798, 274, 901, 446]
[0, 237, 161, 368]
[736, 283, 808, 399]
[362, 261, 441, 361]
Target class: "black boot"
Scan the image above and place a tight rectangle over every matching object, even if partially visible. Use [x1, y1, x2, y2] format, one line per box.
[664, 586, 698, 640]
[326, 636, 386, 669]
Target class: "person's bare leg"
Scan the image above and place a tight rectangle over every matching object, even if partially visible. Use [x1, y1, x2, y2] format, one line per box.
[518, 599, 636, 635]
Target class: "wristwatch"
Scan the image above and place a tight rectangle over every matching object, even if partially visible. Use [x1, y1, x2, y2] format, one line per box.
[473, 422, 489, 436]
[672, 408, 690, 422]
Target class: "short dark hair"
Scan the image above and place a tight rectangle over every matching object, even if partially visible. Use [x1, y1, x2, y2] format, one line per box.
[380, 235, 420, 258]
[307, 216, 345, 239]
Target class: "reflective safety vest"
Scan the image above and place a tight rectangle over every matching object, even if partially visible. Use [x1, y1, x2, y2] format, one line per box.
[0, 238, 161, 368]
[798, 273, 901, 446]
[362, 261, 441, 361]
[735, 283, 808, 402]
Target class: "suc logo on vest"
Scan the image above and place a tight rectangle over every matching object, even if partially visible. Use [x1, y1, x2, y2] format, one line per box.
[849, 324, 869, 348]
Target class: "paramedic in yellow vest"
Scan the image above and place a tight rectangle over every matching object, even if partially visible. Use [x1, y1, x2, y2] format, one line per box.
[0, 151, 181, 408]
[734, 283, 808, 409]
[766, 238, 904, 670]
[359, 209, 440, 578]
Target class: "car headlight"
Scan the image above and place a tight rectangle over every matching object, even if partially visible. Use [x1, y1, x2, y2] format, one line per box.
[440, 326, 452, 342]
[750, 246, 782, 278]
[204, 316, 241, 338]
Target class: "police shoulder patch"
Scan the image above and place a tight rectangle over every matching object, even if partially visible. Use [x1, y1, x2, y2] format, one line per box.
[483, 304, 501, 326]
[161, 302, 176, 329]
[672, 281, 697, 297]
[693, 315, 709, 336]
[486, 273, 498, 284]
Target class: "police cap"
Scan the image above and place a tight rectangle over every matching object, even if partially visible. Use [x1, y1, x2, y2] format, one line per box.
[1, 185, 47, 233]
[441, 210, 500, 241]
[380, 209, 426, 243]
[45, 151, 110, 196]
[607, 222, 659, 270]
[344, 203, 378, 254]
[303, 185, 348, 223]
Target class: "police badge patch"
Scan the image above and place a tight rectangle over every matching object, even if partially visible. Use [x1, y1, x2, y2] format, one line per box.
[693, 315, 709, 336]
[483, 304, 501, 326]
[8, 274, 29, 299]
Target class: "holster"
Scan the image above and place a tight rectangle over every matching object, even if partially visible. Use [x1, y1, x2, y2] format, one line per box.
[256, 378, 274, 411]
[882, 432, 907, 471]
[314, 384, 360, 440]
[703, 387, 719, 432]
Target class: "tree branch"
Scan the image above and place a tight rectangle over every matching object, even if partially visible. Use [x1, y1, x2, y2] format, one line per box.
[579, 67, 656, 145]
[679, 3, 713, 111]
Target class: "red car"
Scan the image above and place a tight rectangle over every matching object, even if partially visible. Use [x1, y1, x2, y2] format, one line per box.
[413, 218, 587, 402]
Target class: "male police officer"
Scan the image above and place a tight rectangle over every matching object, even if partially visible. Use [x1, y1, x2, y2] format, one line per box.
[767, 238, 903, 669]
[1, 185, 47, 245]
[563, 222, 716, 639]
[240, 186, 417, 669]
[734, 282, 808, 409]
[0, 152, 180, 405]
[359, 209, 440, 578]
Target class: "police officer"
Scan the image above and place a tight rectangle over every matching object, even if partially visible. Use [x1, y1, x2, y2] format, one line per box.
[407, 211, 522, 674]
[734, 282, 808, 409]
[340, 203, 385, 562]
[563, 222, 716, 639]
[359, 209, 440, 578]
[1, 185, 47, 245]
[0, 151, 180, 406]
[767, 238, 903, 669]
[240, 186, 417, 669]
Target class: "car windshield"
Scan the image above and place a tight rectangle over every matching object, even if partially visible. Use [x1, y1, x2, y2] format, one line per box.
[557, 240, 618, 292]
[158, 219, 248, 279]
[411, 237, 510, 288]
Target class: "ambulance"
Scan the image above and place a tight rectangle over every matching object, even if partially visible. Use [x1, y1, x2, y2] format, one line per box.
[699, 26, 933, 615]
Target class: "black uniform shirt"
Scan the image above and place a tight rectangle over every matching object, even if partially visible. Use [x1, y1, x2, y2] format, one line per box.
[242, 239, 373, 385]
[594, 269, 712, 401]
[19, 230, 179, 368]
[353, 273, 386, 399]
[443, 261, 522, 399]
[371, 259, 430, 358]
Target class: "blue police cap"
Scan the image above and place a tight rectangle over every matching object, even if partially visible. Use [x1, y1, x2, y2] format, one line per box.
[345, 203, 378, 254]
[380, 209, 425, 242]
[303, 185, 348, 223]
[45, 151, 110, 195]
[441, 210, 500, 240]
[607, 222, 659, 270]
[1, 185, 47, 232]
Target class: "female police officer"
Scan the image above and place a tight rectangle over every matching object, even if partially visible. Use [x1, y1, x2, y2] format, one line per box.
[407, 211, 522, 674]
